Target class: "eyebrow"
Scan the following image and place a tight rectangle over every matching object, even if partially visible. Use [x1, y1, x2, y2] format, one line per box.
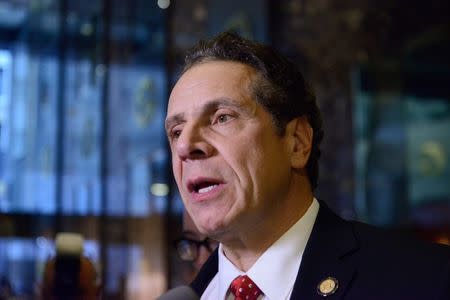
[165, 97, 245, 132]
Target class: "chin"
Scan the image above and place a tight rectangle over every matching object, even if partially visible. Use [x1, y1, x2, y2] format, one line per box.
[192, 207, 234, 235]
[197, 219, 225, 236]
[197, 223, 220, 236]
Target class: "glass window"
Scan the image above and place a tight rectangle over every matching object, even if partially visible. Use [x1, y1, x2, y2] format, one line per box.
[0, 0, 170, 298]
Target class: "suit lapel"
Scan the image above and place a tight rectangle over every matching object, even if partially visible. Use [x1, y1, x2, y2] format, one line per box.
[190, 248, 219, 296]
[290, 201, 359, 299]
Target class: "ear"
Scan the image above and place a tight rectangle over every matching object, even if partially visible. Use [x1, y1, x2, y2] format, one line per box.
[285, 116, 313, 169]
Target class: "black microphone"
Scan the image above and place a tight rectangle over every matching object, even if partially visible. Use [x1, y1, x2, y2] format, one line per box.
[156, 285, 199, 300]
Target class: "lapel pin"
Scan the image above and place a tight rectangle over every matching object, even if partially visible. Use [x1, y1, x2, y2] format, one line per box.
[317, 277, 339, 297]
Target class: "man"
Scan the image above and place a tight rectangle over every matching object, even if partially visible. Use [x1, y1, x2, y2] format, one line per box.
[164, 32, 450, 299]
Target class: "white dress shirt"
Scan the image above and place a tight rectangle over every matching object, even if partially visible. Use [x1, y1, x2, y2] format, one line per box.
[201, 198, 320, 300]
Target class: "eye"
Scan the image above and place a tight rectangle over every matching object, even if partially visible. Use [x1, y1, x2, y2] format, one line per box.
[218, 114, 230, 123]
[170, 128, 182, 140]
[214, 113, 235, 124]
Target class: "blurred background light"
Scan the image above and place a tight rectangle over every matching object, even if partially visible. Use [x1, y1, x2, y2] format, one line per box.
[157, 0, 170, 10]
[151, 183, 169, 197]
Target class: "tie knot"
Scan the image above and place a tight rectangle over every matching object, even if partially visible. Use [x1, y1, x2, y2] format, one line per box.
[229, 275, 262, 300]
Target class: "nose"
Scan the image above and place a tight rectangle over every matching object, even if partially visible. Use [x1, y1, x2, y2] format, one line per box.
[175, 125, 214, 161]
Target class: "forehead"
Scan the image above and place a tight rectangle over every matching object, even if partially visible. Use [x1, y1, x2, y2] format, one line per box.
[167, 61, 257, 114]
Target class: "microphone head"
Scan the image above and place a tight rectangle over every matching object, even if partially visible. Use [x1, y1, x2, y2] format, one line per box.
[157, 285, 199, 300]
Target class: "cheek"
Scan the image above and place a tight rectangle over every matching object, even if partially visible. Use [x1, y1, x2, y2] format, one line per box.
[222, 148, 263, 209]
[171, 158, 182, 179]
[238, 139, 288, 192]
[237, 140, 266, 176]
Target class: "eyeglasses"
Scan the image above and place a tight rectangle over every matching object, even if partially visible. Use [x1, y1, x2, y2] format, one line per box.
[173, 237, 218, 262]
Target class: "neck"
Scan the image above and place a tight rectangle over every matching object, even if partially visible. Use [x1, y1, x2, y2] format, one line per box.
[221, 176, 313, 271]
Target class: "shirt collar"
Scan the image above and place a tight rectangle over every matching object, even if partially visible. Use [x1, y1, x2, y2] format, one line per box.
[217, 198, 320, 300]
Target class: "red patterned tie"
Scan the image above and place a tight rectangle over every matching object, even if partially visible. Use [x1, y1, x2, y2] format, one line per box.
[229, 275, 263, 300]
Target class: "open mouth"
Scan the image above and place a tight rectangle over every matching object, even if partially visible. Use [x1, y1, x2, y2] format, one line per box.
[196, 182, 219, 194]
[187, 178, 223, 194]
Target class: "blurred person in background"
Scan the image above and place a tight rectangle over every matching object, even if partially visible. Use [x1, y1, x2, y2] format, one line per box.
[174, 211, 218, 282]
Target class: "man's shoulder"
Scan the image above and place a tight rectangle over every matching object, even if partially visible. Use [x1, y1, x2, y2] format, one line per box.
[317, 201, 450, 263]
[348, 219, 450, 290]
[308, 205, 450, 299]
[350, 219, 450, 260]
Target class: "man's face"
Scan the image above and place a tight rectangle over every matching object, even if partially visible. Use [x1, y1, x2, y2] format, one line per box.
[166, 61, 293, 240]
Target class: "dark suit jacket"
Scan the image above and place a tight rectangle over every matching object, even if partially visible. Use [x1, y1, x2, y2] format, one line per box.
[190, 202, 450, 299]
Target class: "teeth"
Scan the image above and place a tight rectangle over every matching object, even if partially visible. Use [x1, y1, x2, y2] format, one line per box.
[198, 184, 217, 194]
